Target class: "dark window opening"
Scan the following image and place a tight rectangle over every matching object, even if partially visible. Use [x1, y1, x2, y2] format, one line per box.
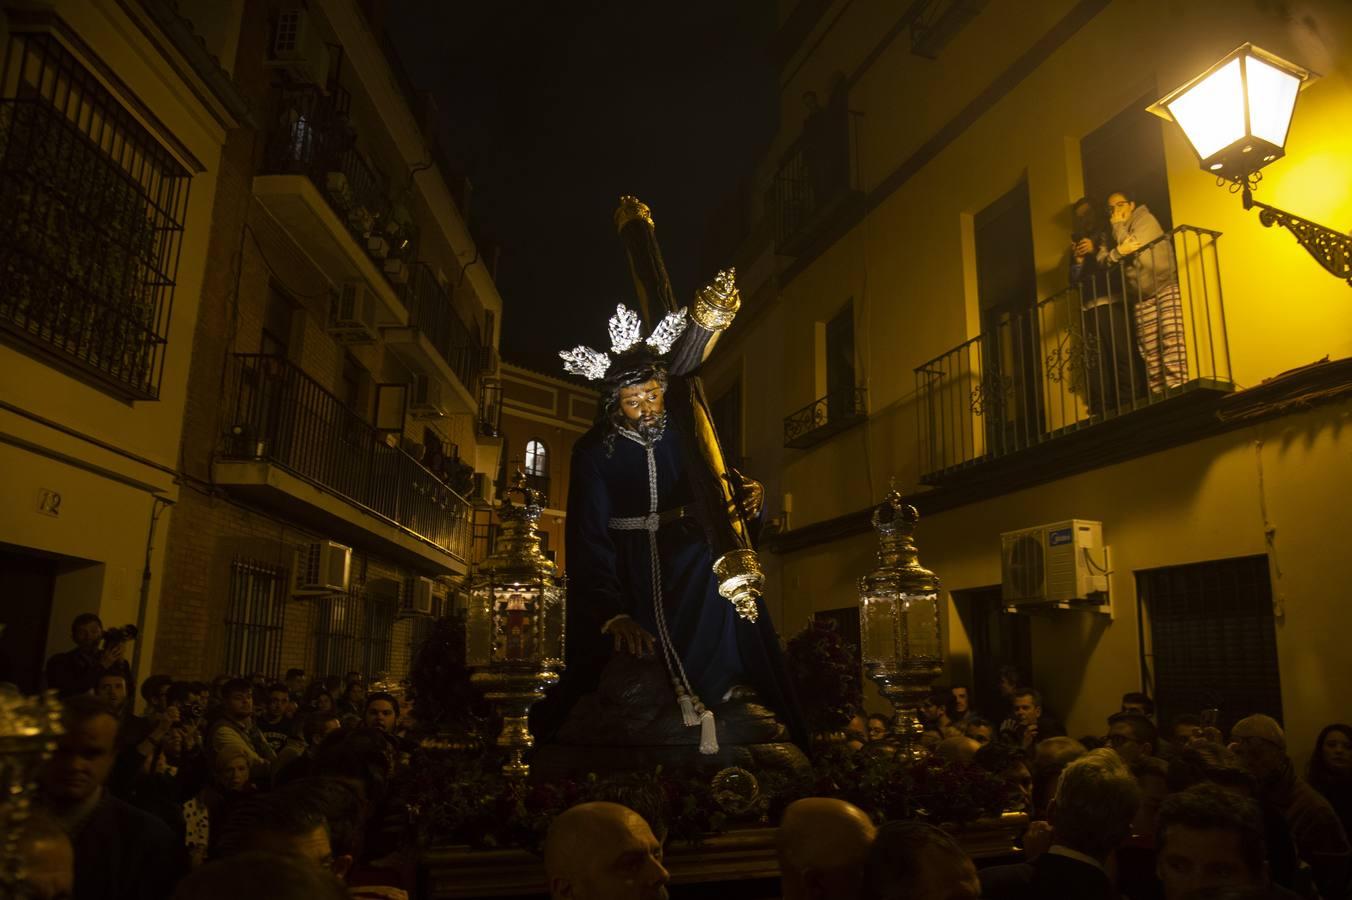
[1139, 555, 1281, 734]
[223, 559, 287, 677]
[975, 179, 1042, 454]
[953, 585, 1033, 722]
[1081, 93, 1173, 232]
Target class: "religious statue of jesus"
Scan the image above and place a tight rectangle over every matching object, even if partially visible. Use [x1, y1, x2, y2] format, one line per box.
[544, 258, 806, 758]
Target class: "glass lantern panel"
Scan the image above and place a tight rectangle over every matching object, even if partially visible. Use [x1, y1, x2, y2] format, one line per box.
[860, 591, 900, 669]
[1245, 55, 1300, 150]
[540, 582, 566, 669]
[899, 591, 941, 661]
[1168, 57, 1245, 161]
[466, 583, 494, 668]
[493, 584, 541, 664]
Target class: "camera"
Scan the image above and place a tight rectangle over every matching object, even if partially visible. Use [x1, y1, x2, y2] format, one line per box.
[101, 624, 139, 648]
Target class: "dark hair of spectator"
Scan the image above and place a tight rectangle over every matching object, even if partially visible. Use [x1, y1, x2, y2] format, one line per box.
[286, 668, 305, 680]
[311, 729, 394, 809]
[1156, 783, 1266, 877]
[170, 851, 348, 900]
[344, 680, 364, 698]
[1121, 691, 1155, 717]
[267, 682, 289, 696]
[96, 669, 128, 689]
[998, 664, 1020, 685]
[964, 715, 993, 731]
[867, 712, 891, 727]
[974, 740, 1028, 776]
[364, 691, 400, 718]
[1108, 188, 1137, 203]
[214, 794, 329, 858]
[140, 673, 173, 702]
[1109, 711, 1159, 747]
[1169, 712, 1202, 738]
[860, 821, 969, 900]
[273, 777, 368, 861]
[221, 677, 253, 699]
[1012, 686, 1042, 708]
[70, 612, 101, 634]
[60, 692, 120, 731]
[1308, 723, 1352, 790]
[1167, 741, 1256, 794]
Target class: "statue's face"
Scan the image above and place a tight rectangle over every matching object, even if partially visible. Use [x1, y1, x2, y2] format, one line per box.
[617, 379, 664, 426]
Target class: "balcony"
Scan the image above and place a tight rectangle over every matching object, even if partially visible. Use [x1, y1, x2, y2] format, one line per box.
[768, 100, 861, 256]
[382, 262, 483, 412]
[215, 354, 472, 573]
[253, 87, 414, 326]
[784, 387, 868, 449]
[915, 225, 1232, 484]
[0, 33, 189, 401]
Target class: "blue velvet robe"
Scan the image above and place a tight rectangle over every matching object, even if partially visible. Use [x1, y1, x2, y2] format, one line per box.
[551, 406, 806, 746]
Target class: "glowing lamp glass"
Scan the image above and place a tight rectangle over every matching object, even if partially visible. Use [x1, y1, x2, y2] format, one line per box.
[1167, 57, 1245, 161]
[1151, 44, 1311, 180]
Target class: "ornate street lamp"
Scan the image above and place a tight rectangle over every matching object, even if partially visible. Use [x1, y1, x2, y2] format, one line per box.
[1149, 43, 1350, 286]
[1, 688, 63, 894]
[466, 472, 566, 779]
[858, 489, 943, 761]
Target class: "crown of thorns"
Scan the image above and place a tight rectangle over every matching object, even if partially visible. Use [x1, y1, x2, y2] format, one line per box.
[558, 304, 688, 381]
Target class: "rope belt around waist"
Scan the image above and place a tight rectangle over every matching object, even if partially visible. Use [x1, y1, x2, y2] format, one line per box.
[608, 505, 691, 532]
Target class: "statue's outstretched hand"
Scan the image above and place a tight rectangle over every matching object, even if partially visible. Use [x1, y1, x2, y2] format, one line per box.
[725, 469, 764, 521]
[605, 616, 656, 657]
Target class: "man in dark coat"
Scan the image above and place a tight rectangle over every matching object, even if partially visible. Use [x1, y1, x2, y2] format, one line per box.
[44, 612, 132, 698]
[38, 694, 181, 900]
[981, 748, 1140, 900]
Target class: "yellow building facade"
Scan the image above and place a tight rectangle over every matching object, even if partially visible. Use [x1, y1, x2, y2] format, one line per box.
[0, 0, 248, 692]
[703, 0, 1352, 761]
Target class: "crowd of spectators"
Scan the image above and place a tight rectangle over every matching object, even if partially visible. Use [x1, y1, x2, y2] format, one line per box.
[15, 614, 1352, 900]
[19, 614, 417, 900]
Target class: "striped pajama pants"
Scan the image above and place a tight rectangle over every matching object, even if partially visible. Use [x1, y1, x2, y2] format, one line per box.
[1133, 283, 1186, 394]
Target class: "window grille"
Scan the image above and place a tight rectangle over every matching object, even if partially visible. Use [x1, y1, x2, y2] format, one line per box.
[223, 559, 287, 677]
[1139, 555, 1282, 733]
[0, 33, 190, 400]
[313, 584, 396, 680]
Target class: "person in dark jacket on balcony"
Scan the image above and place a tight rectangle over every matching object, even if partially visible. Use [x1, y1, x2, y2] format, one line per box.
[1097, 191, 1185, 396]
[1070, 196, 1146, 415]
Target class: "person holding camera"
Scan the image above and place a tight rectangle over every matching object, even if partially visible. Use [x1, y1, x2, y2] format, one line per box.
[44, 613, 134, 698]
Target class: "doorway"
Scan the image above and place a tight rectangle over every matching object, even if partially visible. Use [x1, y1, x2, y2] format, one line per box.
[0, 544, 58, 693]
[953, 585, 1032, 722]
[975, 180, 1042, 455]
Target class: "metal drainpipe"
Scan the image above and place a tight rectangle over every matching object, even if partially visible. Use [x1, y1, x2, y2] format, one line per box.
[131, 495, 175, 683]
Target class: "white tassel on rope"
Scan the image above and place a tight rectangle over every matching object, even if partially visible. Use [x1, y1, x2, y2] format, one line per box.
[678, 693, 699, 727]
[699, 708, 718, 755]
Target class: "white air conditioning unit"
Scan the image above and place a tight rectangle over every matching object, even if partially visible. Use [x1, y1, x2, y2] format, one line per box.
[401, 576, 436, 617]
[409, 374, 447, 419]
[383, 258, 410, 284]
[1001, 519, 1110, 611]
[329, 283, 380, 343]
[268, 9, 331, 90]
[294, 541, 351, 595]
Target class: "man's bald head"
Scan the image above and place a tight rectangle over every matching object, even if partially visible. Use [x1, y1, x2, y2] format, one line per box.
[778, 798, 877, 900]
[544, 802, 669, 900]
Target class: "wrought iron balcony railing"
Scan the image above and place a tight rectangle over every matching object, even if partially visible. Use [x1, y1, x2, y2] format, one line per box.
[768, 100, 859, 252]
[784, 387, 868, 449]
[223, 353, 472, 561]
[397, 262, 484, 396]
[263, 87, 417, 273]
[915, 225, 1231, 481]
[0, 33, 189, 400]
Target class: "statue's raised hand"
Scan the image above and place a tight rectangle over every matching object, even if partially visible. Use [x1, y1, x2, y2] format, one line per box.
[604, 615, 656, 657]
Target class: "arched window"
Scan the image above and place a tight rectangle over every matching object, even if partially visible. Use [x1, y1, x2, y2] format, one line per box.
[524, 439, 548, 478]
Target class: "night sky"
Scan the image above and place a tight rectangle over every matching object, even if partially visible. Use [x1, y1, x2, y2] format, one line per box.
[385, 1, 778, 375]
